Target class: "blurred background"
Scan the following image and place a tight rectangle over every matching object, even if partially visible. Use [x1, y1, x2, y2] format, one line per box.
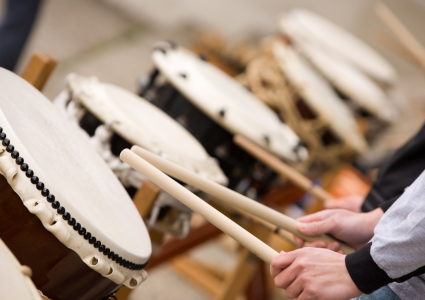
[1, 0, 425, 299]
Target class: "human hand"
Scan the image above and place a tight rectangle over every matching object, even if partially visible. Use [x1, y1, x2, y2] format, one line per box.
[324, 194, 364, 212]
[294, 208, 383, 251]
[270, 248, 362, 299]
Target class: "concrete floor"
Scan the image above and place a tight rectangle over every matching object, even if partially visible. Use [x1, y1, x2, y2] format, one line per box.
[1, 0, 425, 299]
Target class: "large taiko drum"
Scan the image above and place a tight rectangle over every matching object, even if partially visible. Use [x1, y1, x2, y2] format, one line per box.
[243, 38, 368, 173]
[279, 9, 398, 135]
[0, 68, 151, 300]
[140, 41, 308, 198]
[279, 8, 398, 85]
[54, 74, 227, 237]
[0, 239, 42, 300]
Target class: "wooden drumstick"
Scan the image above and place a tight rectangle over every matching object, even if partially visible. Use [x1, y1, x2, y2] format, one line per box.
[120, 149, 279, 264]
[233, 135, 334, 202]
[375, 2, 425, 71]
[130, 146, 355, 254]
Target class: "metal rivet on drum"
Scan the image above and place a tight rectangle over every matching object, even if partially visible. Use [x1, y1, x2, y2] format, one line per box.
[6, 145, 14, 153]
[21, 164, 29, 172]
[51, 200, 60, 209]
[2, 138, 10, 146]
[11, 150, 19, 159]
[199, 53, 208, 61]
[30, 176, 39, 184]
[84, 232, 91, 240]
[46, 194, 55, 203]
[263, 135, 270, 145]
[62, 212, 71, 221]
[41, 188, 49, 197]
[57, 206, 65, 215]
[94, 241, 101, 248]
[116, 257, 122, 264]
[179, 73, 187, 79]
[219, 109, 226, 117]
[110, 252, 116, 260]
[89, 236, 96, 244]
[166, 40, 177, 49]
[16, 157, 24, 165]
[98, 245, 105, 252]
[112, 254, 118, 261]
[36, 182, 44, 190]
[73, 222, 81, 231]
[154, 47, 167, 54]
[0, 133, 6, 140]
[79, 227, 87, 236]
[119, 259, 125, 266]
[104, 248, 110, 256]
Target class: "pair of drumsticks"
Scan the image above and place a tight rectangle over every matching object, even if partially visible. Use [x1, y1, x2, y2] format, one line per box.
[121, 135, 353, 264]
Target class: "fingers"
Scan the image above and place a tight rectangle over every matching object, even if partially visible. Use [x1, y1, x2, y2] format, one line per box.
[324, 200, 339, 209]
[283, 276, 304, 299]
[327, 241, 341, 252]
[304, 240, 327, 248]
[297, 210, 333, 223]
[273, 258, 300, 290]
[294, 236, 305, 247]
[270, 251, 297, 278]
[297, 218, 336, 236]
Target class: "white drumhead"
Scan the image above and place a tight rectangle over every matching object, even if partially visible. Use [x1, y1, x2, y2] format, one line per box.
[152, 42, 308, 163]
[294, 39, 397, 122]
[0, 68, 150, 277]
[280, 9, 397, 84]
[67, 75, 227, 185]
[0, 239, 42, 300]
[273, 42, 368, 153]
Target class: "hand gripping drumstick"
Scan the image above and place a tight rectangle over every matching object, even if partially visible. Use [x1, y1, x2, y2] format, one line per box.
[233, 135, 334, 202]
[375, 2, 425, 72]
[128, 146, 355, 254]
[120, 149, 279, 263]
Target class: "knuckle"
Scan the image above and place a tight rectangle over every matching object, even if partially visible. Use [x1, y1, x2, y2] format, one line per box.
[285, 288, 295, 299]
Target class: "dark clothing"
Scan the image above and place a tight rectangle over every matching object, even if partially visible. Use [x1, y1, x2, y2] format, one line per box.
[0, 0, 43, 71]
[361, 123, 425, 212]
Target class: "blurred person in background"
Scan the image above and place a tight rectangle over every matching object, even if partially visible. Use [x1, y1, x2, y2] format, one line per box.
[325, 122, 425, 213]
[0, 0, 44, 71]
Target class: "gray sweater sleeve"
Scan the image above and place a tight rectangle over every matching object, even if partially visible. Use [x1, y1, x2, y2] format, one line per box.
[346, 170, 425, 294]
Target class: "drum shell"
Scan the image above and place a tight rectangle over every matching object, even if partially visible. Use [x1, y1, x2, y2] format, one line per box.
[0, 174, 119, 300]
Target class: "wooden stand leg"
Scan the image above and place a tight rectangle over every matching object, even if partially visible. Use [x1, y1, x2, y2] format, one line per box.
[116, 181, 161, 300]
[133, 181, 161, 219]
[214, 223, 271, 300]
[21, 52, 57, 91]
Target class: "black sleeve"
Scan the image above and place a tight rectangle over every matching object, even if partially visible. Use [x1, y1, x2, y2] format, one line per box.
[346, 243, 425, 294]
[361, 123, 425, 212]
[379, 195, 400, 212]
[345, 243, 393, 294]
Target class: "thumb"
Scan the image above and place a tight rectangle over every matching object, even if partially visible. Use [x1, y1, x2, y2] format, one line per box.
[297, 219, 335, 236]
